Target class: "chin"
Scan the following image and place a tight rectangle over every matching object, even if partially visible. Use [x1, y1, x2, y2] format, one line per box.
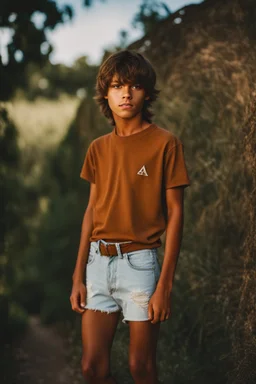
[117, 112, 136, 119]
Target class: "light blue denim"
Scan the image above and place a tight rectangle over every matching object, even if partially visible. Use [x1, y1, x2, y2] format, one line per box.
[84, 239, 161, 324]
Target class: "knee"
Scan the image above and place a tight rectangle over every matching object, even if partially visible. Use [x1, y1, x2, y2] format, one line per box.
[129, 357, 155, 380]
[81, 355, 110, 381]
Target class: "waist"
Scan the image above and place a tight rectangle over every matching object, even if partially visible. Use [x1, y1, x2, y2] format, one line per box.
[92, 239, 161, 257]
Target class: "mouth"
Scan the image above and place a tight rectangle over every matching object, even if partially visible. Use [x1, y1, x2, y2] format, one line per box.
[119, 103, 133, 109]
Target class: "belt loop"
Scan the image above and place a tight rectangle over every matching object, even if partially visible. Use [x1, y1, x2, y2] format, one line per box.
[96, 240, 100, 254]
[98, 239, 106, 255]
[115, 243, 123, 259]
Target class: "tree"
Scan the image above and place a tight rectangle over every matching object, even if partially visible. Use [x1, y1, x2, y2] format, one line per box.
[132, 0, 171, 35]
[0, 0, 73, 100]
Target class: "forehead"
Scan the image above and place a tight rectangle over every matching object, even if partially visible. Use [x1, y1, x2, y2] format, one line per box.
[110, 73, 137, 84]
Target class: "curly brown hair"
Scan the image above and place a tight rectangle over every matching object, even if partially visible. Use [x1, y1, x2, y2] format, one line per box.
[94, 50, 160, 126]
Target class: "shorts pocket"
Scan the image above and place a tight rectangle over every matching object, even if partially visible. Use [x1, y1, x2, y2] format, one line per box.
[125, 249, 155, 271]
[87, 243, 97, 266]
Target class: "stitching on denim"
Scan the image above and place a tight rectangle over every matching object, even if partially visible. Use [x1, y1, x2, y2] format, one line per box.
[125, 253, 155, 271]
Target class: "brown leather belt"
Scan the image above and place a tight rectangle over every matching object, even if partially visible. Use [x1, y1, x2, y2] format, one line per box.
[99, 242, 131, 256]
[98, 241, 156, 256]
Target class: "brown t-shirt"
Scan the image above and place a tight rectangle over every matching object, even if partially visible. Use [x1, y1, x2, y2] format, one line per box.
[80, 123, 190, 250]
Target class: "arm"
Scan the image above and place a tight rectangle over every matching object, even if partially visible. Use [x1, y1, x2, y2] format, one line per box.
[70, 182, 96, 313]
[148, 186, 184, 324]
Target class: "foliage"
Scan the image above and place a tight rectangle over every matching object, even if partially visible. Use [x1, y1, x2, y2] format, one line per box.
[36, 192, 85, 324]
[23, 57, 98, 100]
[0, 107, 26, 314]
[0, 0, 173, 100]
[0, 0, 73, 100]
[29, 115, 89, 322]
[128, 0, 256, 382]
[228, 98, 256, 384]
[132, 0, 171, 34]
[0, 106, 31, 381]
[2, 0, 256, 383]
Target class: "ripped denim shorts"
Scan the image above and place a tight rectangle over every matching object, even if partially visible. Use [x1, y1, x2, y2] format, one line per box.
[83, 239, 161, 324]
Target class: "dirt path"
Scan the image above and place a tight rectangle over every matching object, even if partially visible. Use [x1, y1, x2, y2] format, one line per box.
[14, 315, 84, 384]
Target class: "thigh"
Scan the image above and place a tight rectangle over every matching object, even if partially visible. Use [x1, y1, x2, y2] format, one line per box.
[81, 309, 120, 360]
[129, 320, 160, 362]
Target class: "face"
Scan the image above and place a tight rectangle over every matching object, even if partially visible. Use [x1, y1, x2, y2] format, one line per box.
[104, 74, 150, 122]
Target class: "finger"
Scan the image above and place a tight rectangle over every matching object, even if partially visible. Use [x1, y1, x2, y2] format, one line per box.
[72, 299, 85, 313]
[165, 310, 171, 321]
[76, 291, 84, 310]
[151, 310, 161, 324]
[71, 302, 85, 313]
[80, 288, 87, 309]
[70, 293, 85, 313]
[148, 302, 154, 321]
[76, 307, 86, 314]
[70, 295, 76, 309]
[160, 311, 166, 322]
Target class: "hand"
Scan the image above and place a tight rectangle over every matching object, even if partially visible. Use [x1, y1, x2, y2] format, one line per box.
[70, 281, 87, 314]
[148, 287, 172, 324]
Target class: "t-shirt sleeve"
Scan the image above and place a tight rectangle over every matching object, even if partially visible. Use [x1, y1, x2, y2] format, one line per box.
[164, 143, 191, 189]
[80, 143, 96, 183]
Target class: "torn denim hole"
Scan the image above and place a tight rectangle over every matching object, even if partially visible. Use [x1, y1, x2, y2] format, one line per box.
[130, 291, 150, 309]
[86, 281, 93, 299]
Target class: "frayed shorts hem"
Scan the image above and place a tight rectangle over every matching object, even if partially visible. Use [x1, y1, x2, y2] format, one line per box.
[122, 317, 151, 324]
[84, 307, 121, 315]
[84, 307, 151, 325]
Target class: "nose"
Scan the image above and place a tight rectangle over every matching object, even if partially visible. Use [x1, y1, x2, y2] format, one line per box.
[122, 85, 132, 99]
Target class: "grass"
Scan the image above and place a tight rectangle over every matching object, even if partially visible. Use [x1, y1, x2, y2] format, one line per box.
[2, 95, 80, 150]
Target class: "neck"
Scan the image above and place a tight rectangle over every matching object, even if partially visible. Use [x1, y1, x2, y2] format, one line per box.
[113, 115, 150, 137]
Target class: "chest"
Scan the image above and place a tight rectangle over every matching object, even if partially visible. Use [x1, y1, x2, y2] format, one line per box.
[95, 145, 164, 186]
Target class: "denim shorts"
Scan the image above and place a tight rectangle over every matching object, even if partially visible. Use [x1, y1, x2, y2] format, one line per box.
[84, 239, 161, 324]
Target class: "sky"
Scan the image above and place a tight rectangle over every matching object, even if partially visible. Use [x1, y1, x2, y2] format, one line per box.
[0, 0, 203, 67]
[47, 0, 203, 66]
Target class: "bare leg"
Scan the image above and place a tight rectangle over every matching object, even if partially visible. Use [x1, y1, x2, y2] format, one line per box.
[128, 320, 161, 384]
[81, 309, 121, 384]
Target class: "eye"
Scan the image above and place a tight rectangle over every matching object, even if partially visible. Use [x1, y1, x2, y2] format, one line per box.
[132, 84, 142, 90]
[111, 84, 121, 89]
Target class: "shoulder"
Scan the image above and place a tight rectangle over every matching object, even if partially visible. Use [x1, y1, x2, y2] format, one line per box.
[153, 124, 183, 151]
[89, 131, 112, 150]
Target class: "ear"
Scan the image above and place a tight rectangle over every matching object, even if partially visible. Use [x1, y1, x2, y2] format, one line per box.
[104, 95, 108, 99]
[145, 95, 150, 101]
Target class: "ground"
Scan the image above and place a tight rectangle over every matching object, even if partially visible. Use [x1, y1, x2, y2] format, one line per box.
[13, 315, 84, 384]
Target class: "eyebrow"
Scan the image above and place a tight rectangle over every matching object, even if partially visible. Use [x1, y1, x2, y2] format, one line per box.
[110, 80, 140, 85]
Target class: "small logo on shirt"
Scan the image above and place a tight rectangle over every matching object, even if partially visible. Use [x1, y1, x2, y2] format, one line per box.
[137, 165, 148, 176]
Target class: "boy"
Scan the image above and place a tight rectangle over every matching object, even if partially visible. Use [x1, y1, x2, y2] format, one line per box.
[70, 50, 190, 384]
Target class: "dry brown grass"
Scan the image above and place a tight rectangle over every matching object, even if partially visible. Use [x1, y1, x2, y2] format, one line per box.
[228, 97, 256, 384]
[2, 95, 79, 150]
[127, 0, 256, 380]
